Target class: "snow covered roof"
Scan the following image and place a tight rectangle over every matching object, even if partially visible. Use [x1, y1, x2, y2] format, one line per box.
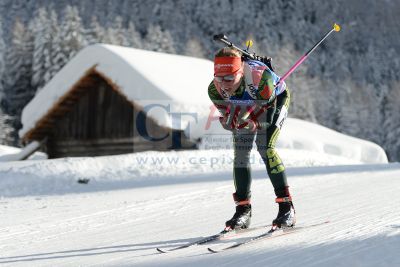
[19, 44, 214, 140]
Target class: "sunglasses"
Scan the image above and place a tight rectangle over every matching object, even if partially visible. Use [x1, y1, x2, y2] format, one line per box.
[214, 74, 236, 82]
[214, 68, 242, 83]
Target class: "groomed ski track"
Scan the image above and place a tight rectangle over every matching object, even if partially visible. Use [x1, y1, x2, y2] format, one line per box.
[1, 163, 399, 267]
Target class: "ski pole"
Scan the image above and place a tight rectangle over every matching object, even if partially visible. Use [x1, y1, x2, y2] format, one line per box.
[241, 23, 341, 124]
[276, 23, 341, 87]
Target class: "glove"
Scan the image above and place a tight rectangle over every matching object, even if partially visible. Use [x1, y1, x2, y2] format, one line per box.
[220, 116, 258, 132]
[236, 119, 260, 133]
[237, 119, 273, 133]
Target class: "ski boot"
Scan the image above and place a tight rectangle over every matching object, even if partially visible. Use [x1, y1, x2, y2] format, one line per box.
[225, 194, 252, 230]
[272, 196, 296, 228]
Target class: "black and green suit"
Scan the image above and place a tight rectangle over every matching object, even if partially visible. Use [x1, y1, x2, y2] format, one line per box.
[208, 64, 291, 201]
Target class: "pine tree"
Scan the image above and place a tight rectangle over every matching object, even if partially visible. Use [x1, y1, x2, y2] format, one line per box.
[52, 5, 87, 76]
[3, 19, 34, 114]
[0, 20, 5, 97]
[0, 109, 14, 145]
[126, 21, 142, 48]
[143, 24, 175, 53]
[120, 0, 141, 26]
[30, 7, 52, 91]
[85, 15, 105, 45]
[183, 38, 205, 58]
[382, 82, 400, 161]
[45, 9, 61, 85]
[0, 20, 7, 139]
[2, 18, 34, 145]
[106, 16, 129, 46]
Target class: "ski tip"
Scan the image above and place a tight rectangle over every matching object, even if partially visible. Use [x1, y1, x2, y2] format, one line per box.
[156, 248, 167, 253]
[207, 247, 219, 253]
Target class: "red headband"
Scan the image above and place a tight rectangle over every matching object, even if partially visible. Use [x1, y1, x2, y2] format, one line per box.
[214, 57, 242, 75]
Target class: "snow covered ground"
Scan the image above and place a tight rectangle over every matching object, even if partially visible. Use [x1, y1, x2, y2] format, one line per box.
[0, 160, 399, 267]
[0, 144, 47, 162]
[0, 148, 399, 266]
[0, 118, 398, 266]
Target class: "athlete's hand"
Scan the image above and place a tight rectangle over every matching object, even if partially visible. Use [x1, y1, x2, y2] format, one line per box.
[236, 119, 259, 132]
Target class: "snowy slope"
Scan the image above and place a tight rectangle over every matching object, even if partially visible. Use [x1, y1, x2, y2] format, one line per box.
[0, 161, 399, 267]
[0, 123, 399, 267]
[0, 149, 370, 197]
[0, 94, 395, 267]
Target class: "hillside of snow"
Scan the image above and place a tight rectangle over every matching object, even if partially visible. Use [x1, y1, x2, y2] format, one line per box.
[0, 117, 388, 198]
[0, 158, 399, 267]
[0, 117, 399, 266]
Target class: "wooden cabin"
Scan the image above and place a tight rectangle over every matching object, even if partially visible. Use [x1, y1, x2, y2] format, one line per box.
[22, 69, 195, 158]
[20, 45, 213, 158]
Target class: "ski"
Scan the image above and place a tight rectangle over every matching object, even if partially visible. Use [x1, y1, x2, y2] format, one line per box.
[207, 221, 330, 253]
[156, 224, 268, 253]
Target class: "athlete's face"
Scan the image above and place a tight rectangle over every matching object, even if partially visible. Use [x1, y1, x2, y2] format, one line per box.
[214, 66, 244, 95]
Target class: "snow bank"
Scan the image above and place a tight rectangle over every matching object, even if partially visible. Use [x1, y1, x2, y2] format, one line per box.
[0, 144, 47, 162]
[0, 147, 390, 198]
[199, 118, 388, 164]
[0, 144, 19, 155]
[279, 118, 388, 164]
[2, 115, 389, 197]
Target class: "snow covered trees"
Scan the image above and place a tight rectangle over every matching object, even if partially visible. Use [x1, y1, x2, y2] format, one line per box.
[143, 24, 176, 54]
[382, 82, 400, 161]
[126, 21, 142, 49]
[0, 21, 12, 145]
[105, 16, 129, 46]
[0, 109, 13, 145]
[0, 20, 5, 98]
[0, 0, 399, 161]
[4, 21, 33, 112]
[29, 5, 87, 92]
[51, 6, 87, 80]
[1, 19, 34, 145]
[30, 8, 53, 91]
